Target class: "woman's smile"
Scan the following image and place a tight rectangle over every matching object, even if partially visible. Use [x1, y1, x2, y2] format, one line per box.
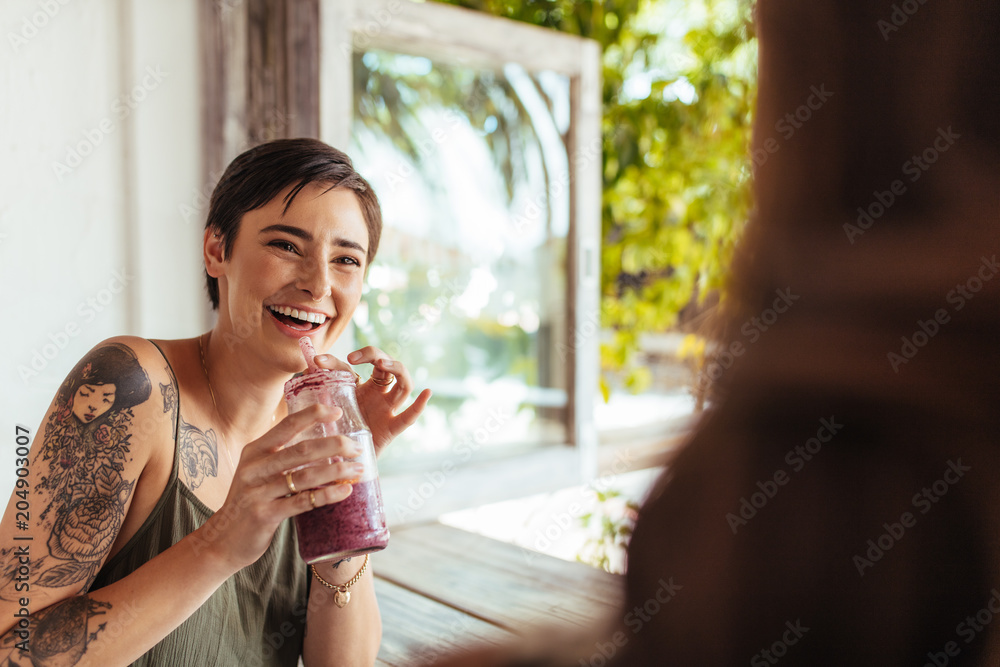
[265, 304, 331, 337]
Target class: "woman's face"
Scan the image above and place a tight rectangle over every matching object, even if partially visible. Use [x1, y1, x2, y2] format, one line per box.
[71, 383, 116, 423]
[211, 183, 369, 372]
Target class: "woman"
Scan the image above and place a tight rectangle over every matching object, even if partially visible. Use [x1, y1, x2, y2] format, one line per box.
[0, 138, 430, 665]
[428, 0, 1000, 665]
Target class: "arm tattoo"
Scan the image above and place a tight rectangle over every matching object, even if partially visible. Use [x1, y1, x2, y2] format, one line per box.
[177, 420, 219, 490]
[0, 343, 150, 600]
[22, 344, 151, 592]
[0, 596, 112, 665]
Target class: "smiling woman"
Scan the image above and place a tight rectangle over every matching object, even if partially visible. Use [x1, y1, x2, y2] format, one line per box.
[0, 138, 430, 667]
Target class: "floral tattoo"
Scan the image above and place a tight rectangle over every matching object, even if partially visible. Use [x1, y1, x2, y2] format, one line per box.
[28, 344, 151, 591]
[178, 419, 220, 490]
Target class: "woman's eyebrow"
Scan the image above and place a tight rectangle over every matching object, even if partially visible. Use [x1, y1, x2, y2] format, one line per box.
[260, 223, 311, 241]
[259, 224, 366, 254]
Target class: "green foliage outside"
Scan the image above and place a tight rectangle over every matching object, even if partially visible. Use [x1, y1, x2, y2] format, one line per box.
[437, 0, 758, 398]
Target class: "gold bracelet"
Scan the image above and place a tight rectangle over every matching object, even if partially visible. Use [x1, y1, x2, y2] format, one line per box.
[310, 553, 369, 608]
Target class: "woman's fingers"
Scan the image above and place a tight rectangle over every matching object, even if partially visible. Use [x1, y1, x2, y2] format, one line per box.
[349, 346, 414, 398]
[244, 403, 342, 457]
[278, 458, 365, 496]
[278, 481, 354, 513]
[272, 433, 361, 476]
[312, 353, 354, 373]
[389, 388, 432, 432]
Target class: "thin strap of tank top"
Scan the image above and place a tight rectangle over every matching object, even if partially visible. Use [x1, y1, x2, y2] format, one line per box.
[147, 339, 182, 484]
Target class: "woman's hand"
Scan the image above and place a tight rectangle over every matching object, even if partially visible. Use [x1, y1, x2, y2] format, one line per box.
[198, 404, 363, 572]
[313, 348, 431, 454]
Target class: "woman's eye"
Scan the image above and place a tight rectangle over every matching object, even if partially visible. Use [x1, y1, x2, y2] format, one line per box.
[269, 240, 298, 253]
[334, 256, 361, 267]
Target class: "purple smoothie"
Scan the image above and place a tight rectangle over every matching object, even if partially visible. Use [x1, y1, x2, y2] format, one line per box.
[295, 478, 389, 563]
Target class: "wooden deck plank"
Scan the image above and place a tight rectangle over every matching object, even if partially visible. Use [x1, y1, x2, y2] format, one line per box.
[375, 523, 623, 633]
[374, 577, 516, 667]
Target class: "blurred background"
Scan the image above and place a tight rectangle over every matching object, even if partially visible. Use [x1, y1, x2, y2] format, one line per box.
[0, 0, 755, 573]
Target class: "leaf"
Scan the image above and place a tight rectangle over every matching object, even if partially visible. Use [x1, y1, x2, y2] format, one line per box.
[37, 561, 93, 588]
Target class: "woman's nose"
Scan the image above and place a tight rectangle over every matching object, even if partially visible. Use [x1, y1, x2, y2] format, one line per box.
[296, 257, 332, 301]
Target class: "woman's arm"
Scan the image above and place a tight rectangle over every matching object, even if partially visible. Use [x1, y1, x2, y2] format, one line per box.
[0, 337, 199, 663]
[302, 555, 381, 667]
[0, 338, 362, 666]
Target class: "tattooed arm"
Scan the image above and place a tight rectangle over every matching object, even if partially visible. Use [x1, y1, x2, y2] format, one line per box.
[0, 338, 233, 666]
[0, 337, 364, 666]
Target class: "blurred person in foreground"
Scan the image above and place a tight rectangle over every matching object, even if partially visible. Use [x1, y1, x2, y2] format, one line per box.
[428, 0, 1000, 664]
[0, 138, 430, 666]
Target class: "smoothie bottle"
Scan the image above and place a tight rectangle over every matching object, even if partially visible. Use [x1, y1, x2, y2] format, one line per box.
[283, 340, 389, 563]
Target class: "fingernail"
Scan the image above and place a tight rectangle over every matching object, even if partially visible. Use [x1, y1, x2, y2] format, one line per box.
[381, 359, 393, 368]
[348, 351, 361, 362]
[352, 463, 365, 474]
[315, 354, 331, 363]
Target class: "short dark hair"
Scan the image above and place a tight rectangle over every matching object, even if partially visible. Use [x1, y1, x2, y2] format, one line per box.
[204, 138, 383, 309]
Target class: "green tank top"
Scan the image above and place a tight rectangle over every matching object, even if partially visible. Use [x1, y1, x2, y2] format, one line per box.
[90, 343, 308, 666]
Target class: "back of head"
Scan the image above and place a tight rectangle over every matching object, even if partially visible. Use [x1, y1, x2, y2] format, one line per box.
[620, 0, 1000, 664]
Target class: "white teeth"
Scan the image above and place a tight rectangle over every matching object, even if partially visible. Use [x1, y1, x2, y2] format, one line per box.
[268, 305, 327, 325]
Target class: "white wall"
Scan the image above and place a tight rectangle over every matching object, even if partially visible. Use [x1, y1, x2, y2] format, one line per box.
[0, 0, 204, 496]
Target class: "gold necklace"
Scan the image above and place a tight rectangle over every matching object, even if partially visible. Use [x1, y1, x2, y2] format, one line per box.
[198, 332, 237, 472]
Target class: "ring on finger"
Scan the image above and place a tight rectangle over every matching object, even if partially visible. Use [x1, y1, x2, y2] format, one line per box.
[371, 374, 395, 387]
[309, 490, 317, 509]
[285, 471, 298, 495]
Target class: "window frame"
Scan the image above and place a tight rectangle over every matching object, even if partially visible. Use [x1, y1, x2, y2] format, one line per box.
[320, 0, 602, 520]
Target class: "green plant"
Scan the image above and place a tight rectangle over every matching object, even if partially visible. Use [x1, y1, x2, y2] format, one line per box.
[438, 0, 758, 398]
[576, 488, 640, 574]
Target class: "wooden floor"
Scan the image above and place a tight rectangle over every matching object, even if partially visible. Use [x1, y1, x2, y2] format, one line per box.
[373, 522, 624, 666]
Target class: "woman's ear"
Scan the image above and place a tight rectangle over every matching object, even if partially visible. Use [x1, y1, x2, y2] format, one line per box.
[204, 228, 226, 278]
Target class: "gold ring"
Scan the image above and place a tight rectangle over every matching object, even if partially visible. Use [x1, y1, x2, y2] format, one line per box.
[309, 490, 317, 509]
[285, 471, 298, 495]
[371, 374, 394, 387]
